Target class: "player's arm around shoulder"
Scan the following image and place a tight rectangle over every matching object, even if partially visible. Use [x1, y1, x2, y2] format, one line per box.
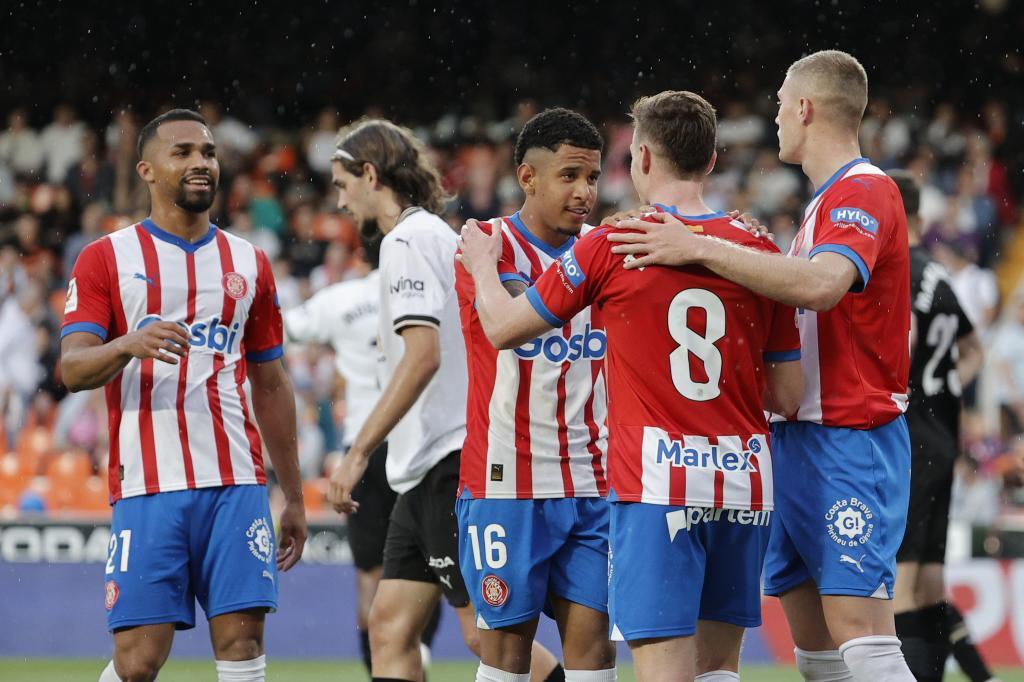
[457, 218, 554, 349]
[247, 358, 306, 571]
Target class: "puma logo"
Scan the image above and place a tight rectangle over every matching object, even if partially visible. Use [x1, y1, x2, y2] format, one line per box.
[840, 553, 866, 573]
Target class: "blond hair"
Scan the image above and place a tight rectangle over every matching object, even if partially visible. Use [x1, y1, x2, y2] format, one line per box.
[334, 118, 450, 215]
[787, 50, 868, 129]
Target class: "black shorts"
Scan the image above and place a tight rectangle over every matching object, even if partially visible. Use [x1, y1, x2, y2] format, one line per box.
[896, 414, 956, 564]
[348, 442, 397, 572]
[381, 450, 469, 608]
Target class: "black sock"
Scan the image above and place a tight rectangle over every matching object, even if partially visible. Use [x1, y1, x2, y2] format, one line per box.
[359, 628, 372, 675]
[897, 604, 949, 682]
[946, 601, 996, 682]
[421, 602, 441, 647]
[544, 663, 566, 682]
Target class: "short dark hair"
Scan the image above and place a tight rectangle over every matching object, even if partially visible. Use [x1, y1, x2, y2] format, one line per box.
[513, 108, 603, 166]
[630, 91, 717, 179]
[137, 108, 209, 159]
[888, 169, 920, 216]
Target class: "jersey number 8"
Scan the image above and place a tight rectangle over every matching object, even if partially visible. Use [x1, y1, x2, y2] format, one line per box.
[667, 289, 726, 402]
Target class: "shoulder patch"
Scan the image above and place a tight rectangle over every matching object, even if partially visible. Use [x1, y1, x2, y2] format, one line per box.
[559, 248, 586, 287]
[829, 207, 879, 235]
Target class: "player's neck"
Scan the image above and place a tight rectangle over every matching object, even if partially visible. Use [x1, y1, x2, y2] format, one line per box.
[149, 203, 211, 243]
[376, 192, 406, 234]
[644, 179, 711, 217]
[517, 205, 573, 249]
[801, 135, 864, 192]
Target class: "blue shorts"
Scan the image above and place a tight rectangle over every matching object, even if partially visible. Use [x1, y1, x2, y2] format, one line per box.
[105, 485, 278, 631]
[762, 417, 911, 599]
[609, 498, 771, 641]
[456, 492, 609, 629]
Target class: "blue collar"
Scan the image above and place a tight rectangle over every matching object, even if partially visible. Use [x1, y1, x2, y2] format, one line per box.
[508, 212, 576, 259]
[811, 157, 870, 201]
[141, 218, 217, 254]
[653, 204, 727, 221]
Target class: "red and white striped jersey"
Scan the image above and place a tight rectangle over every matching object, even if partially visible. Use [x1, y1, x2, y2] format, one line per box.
[527, 208, 801, 510]
[773, 158, 911, 429]
[456, 212, 608, 499]
[61, 219, 283, 502]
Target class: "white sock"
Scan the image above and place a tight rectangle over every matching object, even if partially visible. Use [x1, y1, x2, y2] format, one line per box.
[695, 671, 739, 681]
[216, 655, 266, 682]
[420, 642, 432, 669]
[98, 661, 123, 682]
[476, 662, 530, 682]
[838, 636, 914, 681]
[795, 648, 853, 681]
[565, 668, 618, 681]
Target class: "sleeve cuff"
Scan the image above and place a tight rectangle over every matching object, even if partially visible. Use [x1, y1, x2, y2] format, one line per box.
[525, 287, 565, 327]
[393, 314, 440, 332]
[499, 272, 531, 285]
[246, 345, 284, 363]
[60, 322, 108, 341]
[763, 348, 801, 362]
[809, 244, 870, 292]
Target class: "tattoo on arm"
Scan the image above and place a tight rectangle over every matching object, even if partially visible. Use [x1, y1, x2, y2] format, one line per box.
[502, 279, 528, 298]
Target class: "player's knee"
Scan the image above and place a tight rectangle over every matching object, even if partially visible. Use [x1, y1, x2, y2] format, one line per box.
[213, 636, 263, 662]
[368, 601, 419, 653]
[565, 637, 615, 670]
[113, 656, 162, 682]
[461, 624, 481, 657]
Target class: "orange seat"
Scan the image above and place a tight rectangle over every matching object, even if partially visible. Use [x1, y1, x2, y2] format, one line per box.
[46, 451, 94, 511]
[303, 478, 327, 513]
[0, 453, 31, 509]
[16, 427, 54, 475]
[72, 475, 112, 516]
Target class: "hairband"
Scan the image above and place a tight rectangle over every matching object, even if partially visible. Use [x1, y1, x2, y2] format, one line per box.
[332, 148, 356, 162]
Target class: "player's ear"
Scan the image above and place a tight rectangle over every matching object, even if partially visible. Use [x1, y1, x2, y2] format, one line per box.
[136, 160, 154, 183]
[363, 162, 378, 188]
[517, 163, 536, 195]
[705, 151, 718, 176]
[799, 97, 813, 125]
[640, 144, 653, 175]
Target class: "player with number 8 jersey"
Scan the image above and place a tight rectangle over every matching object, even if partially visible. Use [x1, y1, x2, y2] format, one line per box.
[457, 91, 803, 679]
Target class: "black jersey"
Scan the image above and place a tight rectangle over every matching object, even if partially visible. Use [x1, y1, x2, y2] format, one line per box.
[907, 245, 974, 440]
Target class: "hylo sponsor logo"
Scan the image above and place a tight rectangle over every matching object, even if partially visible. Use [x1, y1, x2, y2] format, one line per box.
[830, 207, 879, 236]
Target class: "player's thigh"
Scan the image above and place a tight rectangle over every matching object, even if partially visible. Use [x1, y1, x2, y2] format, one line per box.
[550, 595, 615, 670]
[821, 594, 897, 645]
[369, 578, 443, 646]
[629, 636, 696, 682]
[208, 607, 266, 661]
[914, 562, 946, 607]
[770, 420, 910, 600]
[112, 623, 176, 677]
[106, 492, 195, 632]
[475, 613, 540, 674]
[778, 579, 836, 652]
[609, 502, 706, 642]
[893, 561, 921, 613]
[191, 486, 278, 620]
[548, 497, 610, 618]
[694, 620, 745, 674]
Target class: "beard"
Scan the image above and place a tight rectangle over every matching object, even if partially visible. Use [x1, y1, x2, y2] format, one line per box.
[174, 179, 217, 213]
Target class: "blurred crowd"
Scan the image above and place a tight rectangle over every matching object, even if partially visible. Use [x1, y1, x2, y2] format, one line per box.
[1, 97, 1024, 555]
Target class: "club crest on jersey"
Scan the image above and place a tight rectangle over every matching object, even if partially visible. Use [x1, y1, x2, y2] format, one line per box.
[246, 517, 273, 564]
[481, 574, 509, 607]
[513, 324, 606, 363]
[825, 497, 875, 547]
[652, 434, 763, 473]
[104, 580, 119, 610]
[65, 277, 78, 314]
[830, 207, 879, 237]
[222, 272, 249, 300]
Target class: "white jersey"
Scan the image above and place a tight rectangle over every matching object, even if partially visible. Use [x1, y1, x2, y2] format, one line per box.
[284, 270, 381, 448]
[61, 220, 284, 501]
[378, 209, 468, 493]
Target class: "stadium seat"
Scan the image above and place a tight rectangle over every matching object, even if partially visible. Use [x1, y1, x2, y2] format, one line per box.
[73, 476, 112, 516]
[44, 451, 94, 511]
[15, 426, 54, 475]
[303, 478, 327, 513]
[0, 452, 32, 511]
